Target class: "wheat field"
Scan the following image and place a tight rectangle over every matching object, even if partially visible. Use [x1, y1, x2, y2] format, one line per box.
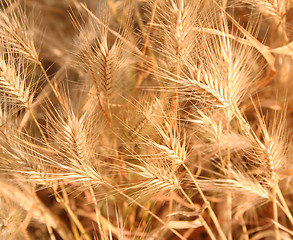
[0, 0, 293, 239]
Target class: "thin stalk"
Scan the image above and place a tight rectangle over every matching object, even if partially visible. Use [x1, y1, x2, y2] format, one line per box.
[272, 174, 280, 240]
[276, 184, 293, 225]
[44, 216, 57, 240]
[62, 202, 91, 240]
[131, 0, 158, 95]
[89, 186, 100, 227]
[37, 62, 60, 102]
[70, 218, 80, 240]
[107, 0, 121, 23]
[32, 191, 72, 240]
[182, 163, 227, 240]
[178, 186, 217, 240]
[226, 121, 232, 240]
[106, 182, 187, 240]
[54, 192, 91, 240]
[200, 216, 217, 240]
[240, 215, 249, 240]
[61, 185, 80, 240]
[28, 108, 47, 144]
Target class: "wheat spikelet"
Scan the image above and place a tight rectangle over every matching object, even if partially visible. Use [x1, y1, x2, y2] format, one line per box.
[0, 48, 33, 108]
[152, 0, 201, 69]
[41, 100, 105, 186]
[0, 0, 38, 62]
[72, 0, 135, 114]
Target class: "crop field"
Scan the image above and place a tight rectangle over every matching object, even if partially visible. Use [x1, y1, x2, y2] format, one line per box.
[0, 0, 293, 239]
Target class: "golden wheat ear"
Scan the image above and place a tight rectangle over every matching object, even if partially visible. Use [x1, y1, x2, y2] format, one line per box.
[0, 47, 34, 109]
[0, 0, 38, 62]
[70, 1, 137, 121]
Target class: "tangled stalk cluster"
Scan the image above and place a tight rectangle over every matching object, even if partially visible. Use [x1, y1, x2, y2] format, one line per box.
[1, 0, 293, 239]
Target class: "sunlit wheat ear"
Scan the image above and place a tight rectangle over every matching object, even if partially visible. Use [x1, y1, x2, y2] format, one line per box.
[194, 154, 271, 219]
[251, 107, 289, 180]
[43, 103, 104, 186]
[0, 0, 38, 62]
[121, 95, 187, 164]
[144, 99, 188, 166]
[0, 48, 34, 109]
[120, 136, 181, 199]
[196, 169, 270, 201]
[119, 95, 161, 143]
[0, 129, 54, 186]
[151, 0, 202, 71]
[126, 158, 181, 199]
[190, 108, 252, 154]
[0, 96, 17, 129]
[120, 112, 181, 197]
[163, 23, 263, 117]
[72, 1, 135, 109]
